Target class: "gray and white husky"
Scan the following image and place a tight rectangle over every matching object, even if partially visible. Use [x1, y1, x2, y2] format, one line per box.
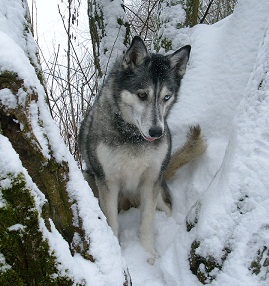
[79, 36, 206, 262]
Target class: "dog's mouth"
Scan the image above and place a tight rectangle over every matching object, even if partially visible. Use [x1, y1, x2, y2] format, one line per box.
[145, 137, 157, 142]
[139, 129, 158, 142]
[141, 131, 162, 142]
[136, 120, 162, 142]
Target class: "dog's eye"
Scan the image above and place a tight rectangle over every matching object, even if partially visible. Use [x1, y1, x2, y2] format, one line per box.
[164, 94, 172, 102]
[137, 91, 148, 100]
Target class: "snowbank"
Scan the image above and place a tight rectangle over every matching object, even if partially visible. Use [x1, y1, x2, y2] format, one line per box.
[0, 0, 128, 284]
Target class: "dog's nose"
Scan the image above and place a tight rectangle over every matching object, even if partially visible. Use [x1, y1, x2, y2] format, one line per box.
[149, 126, 163, 138]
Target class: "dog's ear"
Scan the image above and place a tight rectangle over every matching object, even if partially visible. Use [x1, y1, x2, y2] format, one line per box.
[168, 45, 191, 77]
[123, 36, 148, 68]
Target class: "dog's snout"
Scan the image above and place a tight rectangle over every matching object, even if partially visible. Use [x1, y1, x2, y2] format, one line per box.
[149, 126, 163, 138]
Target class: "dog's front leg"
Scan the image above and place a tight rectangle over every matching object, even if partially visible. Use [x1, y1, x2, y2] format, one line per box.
[139, 182, 159, 263]
[98, 181, 120, 238]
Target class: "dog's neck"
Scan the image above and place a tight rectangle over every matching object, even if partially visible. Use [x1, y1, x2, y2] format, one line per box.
[113, 112, 145, 143]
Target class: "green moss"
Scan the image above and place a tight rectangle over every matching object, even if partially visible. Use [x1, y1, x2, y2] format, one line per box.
[0, 267, 25, 286]
[249, 246, 269, 278]
[161, 38, 172, 53]
[0, 173, 72, 285]
[29, 56, 46, 87]
[186, 201, 201, 232]
[0, 71, 24, 95]
[117, 17, 131, 48]
[22, 10, 45, 87]
[186, 221, 194, 232]
[124, 25, 131, 47]
[117, 18, 123, 25]
[153, 37, 172, 53]
[189, 240, 231, 284]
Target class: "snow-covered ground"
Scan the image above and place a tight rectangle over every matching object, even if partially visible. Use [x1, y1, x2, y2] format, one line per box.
[1, 0, 269, 285]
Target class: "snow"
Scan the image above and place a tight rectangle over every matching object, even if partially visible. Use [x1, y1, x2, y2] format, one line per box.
[0, 253, 11, 272]
[8, 224, 26, 232]
[0, 88, 17, 110]
[1, 0, 269, 285]
[43, 218, 125, 285]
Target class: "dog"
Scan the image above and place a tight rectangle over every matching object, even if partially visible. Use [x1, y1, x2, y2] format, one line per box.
[79, 36, 206, 262]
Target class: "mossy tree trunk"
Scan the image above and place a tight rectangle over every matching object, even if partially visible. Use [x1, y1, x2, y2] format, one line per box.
[0, 19, 90, 286]
[0, 71, 83, 250]
[0, 0, 131, 284]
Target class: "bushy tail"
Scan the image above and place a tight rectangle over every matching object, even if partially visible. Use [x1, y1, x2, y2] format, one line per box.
[165, 125, 207, 180]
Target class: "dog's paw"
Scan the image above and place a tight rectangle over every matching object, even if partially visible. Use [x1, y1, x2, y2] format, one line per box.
[146, 251, 160, 265]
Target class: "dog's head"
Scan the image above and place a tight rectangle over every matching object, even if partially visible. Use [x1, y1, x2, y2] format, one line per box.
[114, 36, 191, 142]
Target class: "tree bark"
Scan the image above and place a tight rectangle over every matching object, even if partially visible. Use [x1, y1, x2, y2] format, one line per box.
[87, 0, 131, 84]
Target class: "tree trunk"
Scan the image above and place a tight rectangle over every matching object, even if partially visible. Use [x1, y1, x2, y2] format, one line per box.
[154, 0, 186, 52]
[87, 0, 131, 84]
[0, 0, 131, 284]
[184, 0, 199, 27]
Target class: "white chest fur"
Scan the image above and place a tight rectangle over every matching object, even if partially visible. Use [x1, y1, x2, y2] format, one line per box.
[96, 141, 167, 194]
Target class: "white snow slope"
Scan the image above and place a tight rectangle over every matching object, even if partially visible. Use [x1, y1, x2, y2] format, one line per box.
[1, 0, 269, 285]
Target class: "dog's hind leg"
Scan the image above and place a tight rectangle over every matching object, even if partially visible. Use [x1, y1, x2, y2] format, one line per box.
[157, 196, 172, 217]
[157, 181, 172, 216]
[97, 181, 120, 238]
